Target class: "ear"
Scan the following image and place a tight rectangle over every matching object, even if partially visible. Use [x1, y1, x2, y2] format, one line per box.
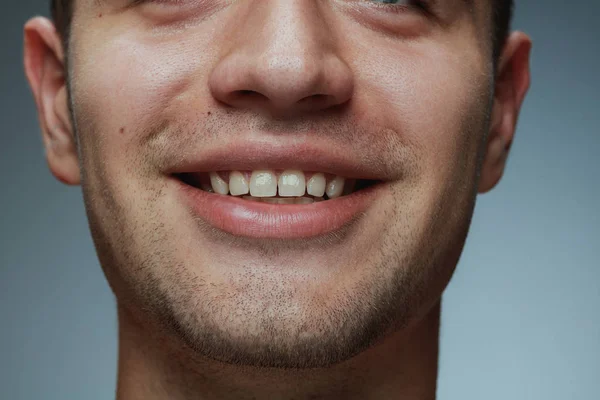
[24, 17, 80, 186]
[478, 31, 532, 193]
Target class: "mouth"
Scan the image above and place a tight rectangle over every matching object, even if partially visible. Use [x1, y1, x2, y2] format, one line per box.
[173, 169, 385, 239]
[167, 141, 393, 239]
[176, 170, 381, 203]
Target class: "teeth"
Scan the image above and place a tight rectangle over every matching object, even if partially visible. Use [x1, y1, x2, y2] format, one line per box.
[200, 181, 214, 193]
[240, 196, 315, 204]
[250, 170, 278, 197]
[278, 170, 306, 197]
[306, 173, 326, 197]
[295, 197, 314, 204]
[229, 171, 249, 196]
[262, 197, 296, 204]
[210, 172, 229, 195]
[202, 171, 356, 200]
[326, 176, 345, 199]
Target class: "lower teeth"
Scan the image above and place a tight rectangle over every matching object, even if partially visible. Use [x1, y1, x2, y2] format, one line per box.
[241, 196, 321, 204]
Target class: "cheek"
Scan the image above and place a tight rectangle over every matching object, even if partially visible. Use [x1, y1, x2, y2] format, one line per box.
[70, 31, 216, 152]
[69, 36, 212, 222]
[355, 40, 490, 184]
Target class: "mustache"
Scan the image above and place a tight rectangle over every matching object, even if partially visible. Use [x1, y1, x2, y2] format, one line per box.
[139, 109, 418, 180]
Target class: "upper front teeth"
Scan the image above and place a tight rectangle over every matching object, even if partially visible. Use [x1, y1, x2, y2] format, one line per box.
[210, 170, 347, 199]
[229, 171, 249, 196]
[306, 173, 325, 197]
[278, 170, 306, 197]
[210, 172, 229, 195]
[250, 171, 278, 197]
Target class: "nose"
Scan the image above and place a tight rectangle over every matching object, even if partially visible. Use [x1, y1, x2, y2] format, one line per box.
[209, 1, 354, 117]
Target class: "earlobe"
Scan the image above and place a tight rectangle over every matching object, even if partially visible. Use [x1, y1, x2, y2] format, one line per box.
[478, 99, 509, 193]
[478, 120, 509, 194]
[24, 17, 81, 186]
[478, 31, 532, 194]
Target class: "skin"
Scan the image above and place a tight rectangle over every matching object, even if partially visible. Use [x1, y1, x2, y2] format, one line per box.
[24, 0, 531, 399]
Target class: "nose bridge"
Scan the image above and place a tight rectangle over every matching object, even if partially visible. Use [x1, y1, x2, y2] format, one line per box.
[255, 1, 329, 67]
[209, 0, 354, 116]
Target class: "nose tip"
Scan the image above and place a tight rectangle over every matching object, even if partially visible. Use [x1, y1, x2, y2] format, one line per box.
[208, 1, 354, 118]
[209, 50, 354, 116]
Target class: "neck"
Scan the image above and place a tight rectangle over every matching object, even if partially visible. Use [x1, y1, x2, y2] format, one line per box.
[115, 301, 440, 400]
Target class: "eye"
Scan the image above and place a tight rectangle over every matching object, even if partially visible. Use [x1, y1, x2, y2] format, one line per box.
[365, 0, 430, 13]
[340, 0, 435, 35]
[127, 0, 217, 20]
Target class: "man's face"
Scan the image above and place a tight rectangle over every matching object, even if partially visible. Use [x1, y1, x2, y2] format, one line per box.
[63, 0, 494, 367]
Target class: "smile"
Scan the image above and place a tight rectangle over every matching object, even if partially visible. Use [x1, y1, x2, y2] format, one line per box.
[178, 170, 380, 204]
[169, 143, 390, 239]
[174, 170, 384, 239]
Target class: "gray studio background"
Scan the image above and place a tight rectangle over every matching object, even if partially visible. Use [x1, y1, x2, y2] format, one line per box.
[1, 1, 598, 399]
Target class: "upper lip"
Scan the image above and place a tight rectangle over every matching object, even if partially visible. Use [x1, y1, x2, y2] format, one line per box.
[165, 139, 399, 181]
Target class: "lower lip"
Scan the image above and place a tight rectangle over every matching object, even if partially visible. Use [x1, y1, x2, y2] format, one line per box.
[175, 179, 383, 239]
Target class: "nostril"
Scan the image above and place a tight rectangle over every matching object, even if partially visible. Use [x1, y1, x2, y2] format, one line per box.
[297, 93, 332, 108]
[299, 93, 327, 102]
[236, 90, 264, 98]
[228, 89, 269, 105]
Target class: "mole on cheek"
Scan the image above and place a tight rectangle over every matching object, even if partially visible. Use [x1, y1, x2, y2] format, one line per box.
[98, 13, 103, 18]
[119, 127, 126, 135]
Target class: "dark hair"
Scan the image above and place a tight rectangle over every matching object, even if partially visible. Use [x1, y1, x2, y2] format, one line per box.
[51, 0, 513, 63]
[491, 0, 514, 63]
[51, 0, 72, 48]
